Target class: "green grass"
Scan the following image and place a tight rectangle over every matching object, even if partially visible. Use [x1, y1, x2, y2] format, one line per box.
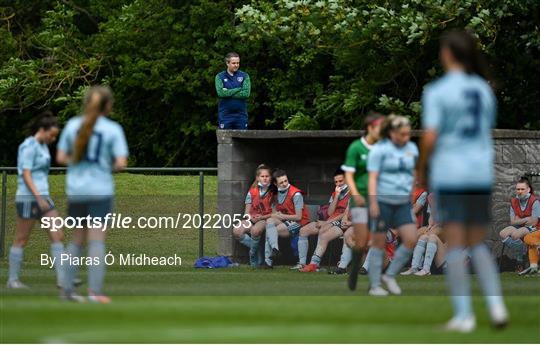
[1, 174, 539, 343]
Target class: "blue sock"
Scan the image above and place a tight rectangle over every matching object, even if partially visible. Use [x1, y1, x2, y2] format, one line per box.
[298, 236, 309, 265]
[50, 242, 65, 287]
[362, 247, 373, 270]
[239, 233, 253, 248]
[470, 243, 504, 308]
[265, 223, 278, 250]
[249, 236, 260, 266]
[385, 245, 413, 278]
[446, 248, 472, 319]
[64, 242, 82, 292]
[411, 240, 426, 270]
[423, 241, 438, 271]
[310, 255, 322, 266]
[88, 240, 106, 295]
[8, 246, 23, 282]
[368, 247, 384, 288]
[338, 243, 352, 269]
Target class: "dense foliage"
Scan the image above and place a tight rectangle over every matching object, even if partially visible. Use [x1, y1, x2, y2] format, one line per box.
[1, 0, 538, 166]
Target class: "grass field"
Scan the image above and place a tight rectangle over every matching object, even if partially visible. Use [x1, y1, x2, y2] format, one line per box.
[1, 174, 539, 343]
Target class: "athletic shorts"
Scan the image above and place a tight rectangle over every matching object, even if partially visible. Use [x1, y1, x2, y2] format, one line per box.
[371, 201, 415, 233]
[330, 219, 342, 228]
[434, 189, 491, 225]
[431, 260, 446, 275]
[283, 220, 301, 236]
[512, 224, 537, 233]
[16, 196, 55, 219]
[68, 197, 113, 228]
[350, 206, 368, 225]
[218, 114, 248, 130]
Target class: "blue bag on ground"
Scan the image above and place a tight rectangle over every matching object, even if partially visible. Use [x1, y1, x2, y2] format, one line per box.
[194, 256, 233, 268]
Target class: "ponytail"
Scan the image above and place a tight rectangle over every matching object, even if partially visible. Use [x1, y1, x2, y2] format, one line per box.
[72, 86, 114, 163]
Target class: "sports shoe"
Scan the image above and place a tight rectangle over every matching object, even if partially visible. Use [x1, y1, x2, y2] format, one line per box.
[368, 286, 389, 296]
[270, 248, 281, 262]
[444, 315, 476, 333]
[290, 263, 304, 270]
[489, 303, 509, 329]
[57, 277, 84, 289]
[300, 263, 318, 272]
[6, 279, 29, 289]
[359, 267, 368, 275]
[414, 268, 431, 276]
[261, 263, 273, 269]
[328, 267, 347, 275]
[400, 267, 418, 276]
[88, 289, 111, 304]
[381, 275, 402, 295]
[60, 289, 86, 303]
[518, 266, 538, 276]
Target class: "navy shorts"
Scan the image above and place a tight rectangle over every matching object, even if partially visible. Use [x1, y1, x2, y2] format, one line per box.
[218, 114, 248, 130]
[434, 189, 491, 225]
[16, 196, 55, 219]
[371, 201, 415, 233]
[68, 197, 113, 228]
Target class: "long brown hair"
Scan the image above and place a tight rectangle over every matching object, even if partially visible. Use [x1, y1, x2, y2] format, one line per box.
[72, 86, 114, 163]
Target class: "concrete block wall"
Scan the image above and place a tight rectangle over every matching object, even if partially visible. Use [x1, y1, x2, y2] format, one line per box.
[217, 130, 540, 259]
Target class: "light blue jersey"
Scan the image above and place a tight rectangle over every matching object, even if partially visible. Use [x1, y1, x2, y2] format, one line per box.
[57, 116, 128, 198]
[367, 139, 419, 205]
[422, 71, 496, 189]
[16, 136, 51, 201]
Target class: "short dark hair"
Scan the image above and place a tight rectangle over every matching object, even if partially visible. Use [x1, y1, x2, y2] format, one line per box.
[225, 52, 240, 64]
[25, 111, 59, 135]
[334, 168, 345, 177]
[364, 111, 385, 130]
[272, 169, 287, 180]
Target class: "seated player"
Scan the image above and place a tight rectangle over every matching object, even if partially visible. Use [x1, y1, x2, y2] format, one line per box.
[412, 184, 429, 228]
[360, 228, 398, 274]
[300, 211, 352, 272]
[499, 177, 539, 270]
[293, 168, 350, 270]
[233, 164, 274, 267]
[327, 226, 355, 275]
[263, 169, 310, 268]
[519, 230, 540, 275]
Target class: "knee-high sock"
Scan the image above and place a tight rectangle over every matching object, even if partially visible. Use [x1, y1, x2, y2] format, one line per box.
[368, 247, 384, 288]
[445, 247, 472, 319]
[411, 240, 427, 270]
[362, 247, 373, 270]
[502, 237, 526, 261]
[265, 223, 278, 250]
[8, 246, 23, 282]
[298, 236, 309, 265]
[385, 245, 413, 278]
[50, 242, 65, 287]
[338, 243, 352, 269]
[239, 233, 253, 248]
[422, 241, 438, 271]
[64, 242, 83, 291]
[528, 247, 539, 268]
[310, 240, 325, 266]
[88, 240, 106, 295]
[470, 243, 504, 308]
[249, 236, 260, 266]
[264, 238, 272, 265]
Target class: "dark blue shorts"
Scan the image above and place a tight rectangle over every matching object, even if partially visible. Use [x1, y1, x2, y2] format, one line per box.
[434, 189, 491, 225]
[68, 197, 113, 228]
[218, 114, 248, 130]
[370, 201, 415, 233]
[16, 197, 55, 219]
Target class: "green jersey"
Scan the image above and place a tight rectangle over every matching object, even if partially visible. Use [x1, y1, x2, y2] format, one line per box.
[341, 137, 372, 199]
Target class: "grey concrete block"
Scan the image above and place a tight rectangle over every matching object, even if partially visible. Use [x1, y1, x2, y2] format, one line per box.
[524, 144, 540, 163]
[218, 161, 232, 181]
[494, 164, 519, 182]
[217, 143, 232, 163]
[502, 145, 527, 163]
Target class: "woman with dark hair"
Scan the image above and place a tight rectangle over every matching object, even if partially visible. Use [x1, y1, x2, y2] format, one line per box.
[7, 112, 65, 289]
[417, 29, 508, 332]
[56, 85, 128, 303]
[233, 164, 274, 267]
[366, 114, 419, 296]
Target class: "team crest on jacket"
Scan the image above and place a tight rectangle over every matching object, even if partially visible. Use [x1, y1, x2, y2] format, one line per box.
[237, 77, 243, 82]
[224, 78, 228, 82]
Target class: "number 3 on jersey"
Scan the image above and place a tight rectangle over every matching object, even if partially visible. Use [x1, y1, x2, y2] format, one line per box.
[462, 89, 481, 137]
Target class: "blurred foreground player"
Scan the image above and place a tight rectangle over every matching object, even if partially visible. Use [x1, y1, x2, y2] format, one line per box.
[417, 29, 508, 332]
